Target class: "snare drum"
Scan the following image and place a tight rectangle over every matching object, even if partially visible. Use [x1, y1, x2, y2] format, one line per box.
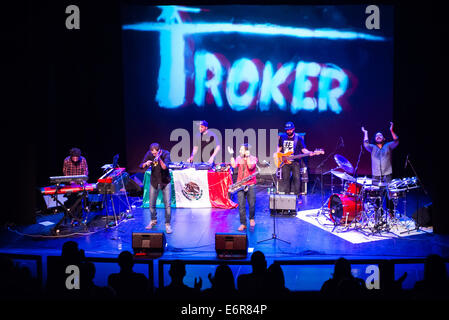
[328, 194, 363, 224]
[344, 182, 363, 197]
[388, 188, 406, 200]
[363, 185, 382, 199]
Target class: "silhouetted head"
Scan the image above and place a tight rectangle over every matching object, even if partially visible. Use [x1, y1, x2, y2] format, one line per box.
[250, 251, 267, 274]
[212, 264, 235, 291]
[267, 262, 286, 290]
[333, 258, 353, 280]
[424, 254, 447, 283]
[61, 241, 82, 263]
[169, 260, 186, 282]
[118, 251, 135, 272]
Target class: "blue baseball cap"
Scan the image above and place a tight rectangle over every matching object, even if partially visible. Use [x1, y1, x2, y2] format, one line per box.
[200, 120, 208, 127]
[284, 122, 295, 130]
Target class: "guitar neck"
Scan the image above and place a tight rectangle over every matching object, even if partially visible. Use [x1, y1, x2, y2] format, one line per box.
[288, 153, 313, 160]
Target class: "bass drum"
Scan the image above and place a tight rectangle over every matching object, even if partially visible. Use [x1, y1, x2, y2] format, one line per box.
[328, 194, 363, 224]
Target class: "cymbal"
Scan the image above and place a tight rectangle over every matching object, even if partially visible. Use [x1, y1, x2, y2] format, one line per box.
[334, 154, 354, 174]
[331, 170, 355, 182]
[356, 177, 372, 185]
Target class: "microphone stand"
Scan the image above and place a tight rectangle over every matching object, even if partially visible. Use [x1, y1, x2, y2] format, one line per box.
[314, 138, 342, 217]
[351, 144, 364, 230]
[401, 156, 429, 234]
[258, 162, 290, 245]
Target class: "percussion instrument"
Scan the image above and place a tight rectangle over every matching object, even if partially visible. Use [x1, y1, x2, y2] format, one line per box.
[363, 185, 383, 199]
[328, 193, 363, 224]
[344, 181, 363, 197]
[330, 170, 355, 182]
[334, 154, 354, 174]
[388, 188, 407, 200]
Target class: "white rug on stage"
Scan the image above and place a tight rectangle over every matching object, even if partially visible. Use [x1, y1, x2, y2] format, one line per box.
[296, 209, 431, 244]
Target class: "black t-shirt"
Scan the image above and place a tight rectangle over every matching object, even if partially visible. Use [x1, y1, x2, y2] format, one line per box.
[278, 133, 308, 166]
[278, 133, 306, 158]
[139, 149, 171, 188]
[194, 130, 220, 162]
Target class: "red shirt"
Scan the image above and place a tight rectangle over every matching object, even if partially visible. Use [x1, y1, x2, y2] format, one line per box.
[235, 155, 258, 185]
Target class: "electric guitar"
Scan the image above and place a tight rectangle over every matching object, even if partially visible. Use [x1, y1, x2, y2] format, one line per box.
[274, 149, 325, 168]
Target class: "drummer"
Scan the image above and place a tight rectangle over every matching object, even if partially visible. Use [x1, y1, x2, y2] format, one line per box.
[361, 122, 399, 185]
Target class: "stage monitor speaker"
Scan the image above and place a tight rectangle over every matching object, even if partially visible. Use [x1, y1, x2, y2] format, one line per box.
[412, 203, 433, 227]
[269, 193, 297, 215]
[215, 233, 247, 259]
[132, 231, 166, 258]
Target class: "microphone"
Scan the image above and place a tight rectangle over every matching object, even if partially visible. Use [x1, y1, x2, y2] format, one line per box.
[340, 137, 344, 148]
[404, 154, 409, 169]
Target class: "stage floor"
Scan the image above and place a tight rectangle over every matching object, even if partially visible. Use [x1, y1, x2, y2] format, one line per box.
[1, 185, 448, 290]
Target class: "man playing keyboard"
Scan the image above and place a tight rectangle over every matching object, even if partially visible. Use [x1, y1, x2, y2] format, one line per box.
[61, 147, 89, 223]
[63, 147, 89, 177]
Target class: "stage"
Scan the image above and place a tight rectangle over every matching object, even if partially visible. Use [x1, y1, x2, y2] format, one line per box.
[1, 183, 447, 291]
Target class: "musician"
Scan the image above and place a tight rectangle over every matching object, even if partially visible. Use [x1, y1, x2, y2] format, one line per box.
[362, 122, 399, 185]
[63, 148, 88, 177]
[275, 122, 312, 195]
[187, 120, 221, 164]
[139, 143, 173, 234]
[61, 148, 89, 223]
[230, 143, 258, 231]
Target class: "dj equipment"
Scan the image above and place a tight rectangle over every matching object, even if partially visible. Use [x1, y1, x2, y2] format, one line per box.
[168, 162, 189, 170]
[168, 162, 214, 170]
[194, 162, 214, 170]
[215, 233, 247, 259]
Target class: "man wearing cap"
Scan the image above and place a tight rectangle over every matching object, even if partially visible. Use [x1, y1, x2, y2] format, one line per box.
[275, 122, 312, 195]
[187, 120, 221, 164]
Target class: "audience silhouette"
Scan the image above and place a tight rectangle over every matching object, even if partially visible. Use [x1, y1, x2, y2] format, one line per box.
[266, 261, 290, 299]
[202, 263, 237, 300]
[156, 259, 202, 300]
[413, 254, 449, 299]
[237, 250, 269, 298]
[2, 242, 448, 301]
[108, 250, 150, 299]
[320, 257, 366, 298]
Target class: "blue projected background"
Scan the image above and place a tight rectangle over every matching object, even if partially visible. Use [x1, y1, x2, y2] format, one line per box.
[121, 5, 394, 174]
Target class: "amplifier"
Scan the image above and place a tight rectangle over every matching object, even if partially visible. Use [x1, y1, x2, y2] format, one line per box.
[269, 194, 297, 214]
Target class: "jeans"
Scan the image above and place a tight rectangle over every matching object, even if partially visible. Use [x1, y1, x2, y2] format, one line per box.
[280, 162, 301, 195]
[372, 174, 393, 213]
[149, 183, 171, 223]
[237, 184, 255, 225]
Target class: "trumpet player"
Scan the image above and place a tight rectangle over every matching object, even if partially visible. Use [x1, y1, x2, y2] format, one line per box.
[139, 143, 173, 234]
[230, 144, 258, 231]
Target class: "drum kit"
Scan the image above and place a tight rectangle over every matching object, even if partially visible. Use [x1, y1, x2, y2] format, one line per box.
[318, 154, 419, 234]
